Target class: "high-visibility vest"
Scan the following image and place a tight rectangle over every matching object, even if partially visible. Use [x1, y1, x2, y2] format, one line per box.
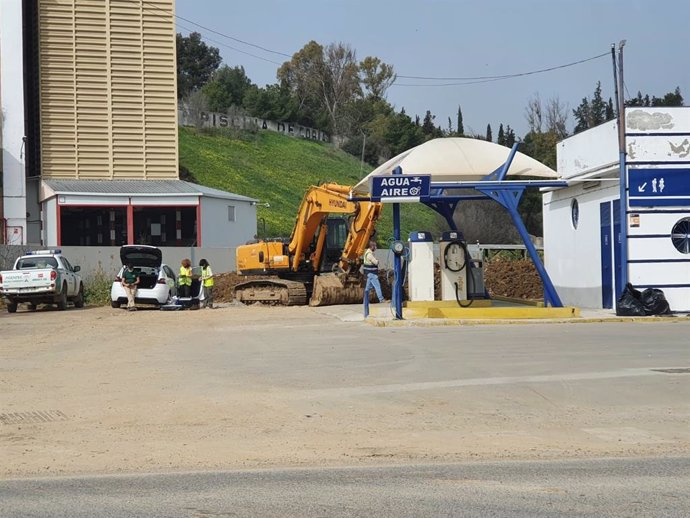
[201, 266, 214, 287]
[178, 266, 192, 286]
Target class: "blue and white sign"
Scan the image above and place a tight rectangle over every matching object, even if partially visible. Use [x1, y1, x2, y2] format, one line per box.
[371, 175, 431, 203]
[628, 168, 690, 207]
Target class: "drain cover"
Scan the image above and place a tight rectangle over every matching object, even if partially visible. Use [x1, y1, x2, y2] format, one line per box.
[651, 368, 690, 374]
[0, 410, 68, 425]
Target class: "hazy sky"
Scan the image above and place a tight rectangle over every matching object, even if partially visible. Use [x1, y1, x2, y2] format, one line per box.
[175, 0, 689, 137]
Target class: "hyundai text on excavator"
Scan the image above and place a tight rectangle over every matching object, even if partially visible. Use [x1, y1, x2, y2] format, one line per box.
[234, 183, 382, 306]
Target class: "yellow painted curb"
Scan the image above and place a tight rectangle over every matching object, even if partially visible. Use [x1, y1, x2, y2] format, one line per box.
[425, 306, 580, 319]
[491, 295, 544, 307]
[405, 300, 493, 309]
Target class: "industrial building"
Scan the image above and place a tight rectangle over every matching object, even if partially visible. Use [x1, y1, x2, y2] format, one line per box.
[543, 106, 690, 312]
[1, 0, 256, 247]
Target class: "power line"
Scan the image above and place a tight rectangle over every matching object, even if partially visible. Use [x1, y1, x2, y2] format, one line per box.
[175, 21, 283, 66]
[395, 52, 609, 86]
[131, 0, 291, 59]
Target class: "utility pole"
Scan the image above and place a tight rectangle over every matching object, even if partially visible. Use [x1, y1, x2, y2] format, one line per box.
[616, 40, 628, 299]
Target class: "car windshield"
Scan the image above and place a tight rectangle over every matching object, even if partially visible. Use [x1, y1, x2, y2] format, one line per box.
[16, 257, 58, 269]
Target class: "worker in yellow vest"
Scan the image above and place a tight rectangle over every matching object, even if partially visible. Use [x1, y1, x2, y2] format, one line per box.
[178, 258, 192, 298]
[199, 258, 214, 309]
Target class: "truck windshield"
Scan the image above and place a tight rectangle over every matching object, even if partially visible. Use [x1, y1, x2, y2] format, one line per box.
[16, 257, 58, 269]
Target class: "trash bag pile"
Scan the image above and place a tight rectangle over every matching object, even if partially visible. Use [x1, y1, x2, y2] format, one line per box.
[616, 283, 672, 316]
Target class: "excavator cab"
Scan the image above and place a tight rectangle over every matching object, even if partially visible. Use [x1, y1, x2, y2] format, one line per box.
[319, 217, 349, 273]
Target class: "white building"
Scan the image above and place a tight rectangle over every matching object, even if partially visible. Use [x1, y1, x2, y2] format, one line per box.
[543, 107, 690, 312]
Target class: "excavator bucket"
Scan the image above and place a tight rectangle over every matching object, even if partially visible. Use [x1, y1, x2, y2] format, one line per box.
[309, 272, 365, 307]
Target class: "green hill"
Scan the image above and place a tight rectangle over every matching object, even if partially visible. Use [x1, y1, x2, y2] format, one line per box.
[178, 127, 444, 245]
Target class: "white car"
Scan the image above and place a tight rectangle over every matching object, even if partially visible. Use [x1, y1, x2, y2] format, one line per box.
[110, 245, 177, 308]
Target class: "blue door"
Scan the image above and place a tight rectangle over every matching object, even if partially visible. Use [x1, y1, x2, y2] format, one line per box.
[612, 199, 623, 300]
[600, 202, 613, 308]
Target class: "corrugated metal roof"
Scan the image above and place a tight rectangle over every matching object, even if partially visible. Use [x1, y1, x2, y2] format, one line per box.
[43, 180, 257, 202]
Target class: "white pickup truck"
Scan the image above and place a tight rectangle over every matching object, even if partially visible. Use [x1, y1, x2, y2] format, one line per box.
[0, 249, 84, 313]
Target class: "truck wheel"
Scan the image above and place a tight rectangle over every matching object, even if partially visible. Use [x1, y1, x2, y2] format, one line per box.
[7, 302, 18, 313]
[74, 284, 85, 308]
[111, 300, 121, 309]
[57, 283, 68, 311]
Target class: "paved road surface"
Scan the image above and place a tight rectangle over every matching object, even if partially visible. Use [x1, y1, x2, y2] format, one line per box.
[2, 457, 688, 517]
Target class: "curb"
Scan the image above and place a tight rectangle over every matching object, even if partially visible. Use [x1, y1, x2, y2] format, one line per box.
[366, 315, 690, 327]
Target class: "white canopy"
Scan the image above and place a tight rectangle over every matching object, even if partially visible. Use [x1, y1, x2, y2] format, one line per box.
[352, 137, 558, 195]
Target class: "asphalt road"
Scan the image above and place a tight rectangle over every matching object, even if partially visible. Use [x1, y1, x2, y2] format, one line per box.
[1, 457, 688, 517]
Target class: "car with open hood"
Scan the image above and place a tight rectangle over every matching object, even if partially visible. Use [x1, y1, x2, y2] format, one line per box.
[110, 245, 177, 308]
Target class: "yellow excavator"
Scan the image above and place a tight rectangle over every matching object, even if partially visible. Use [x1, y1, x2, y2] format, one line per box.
[234, 183, 382, 306]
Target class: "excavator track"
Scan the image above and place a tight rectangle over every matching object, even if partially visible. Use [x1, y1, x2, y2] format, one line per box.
[234, 279, 308, 306]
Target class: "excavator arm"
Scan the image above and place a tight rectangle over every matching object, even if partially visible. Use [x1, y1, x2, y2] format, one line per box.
[286, 183, 381, 273]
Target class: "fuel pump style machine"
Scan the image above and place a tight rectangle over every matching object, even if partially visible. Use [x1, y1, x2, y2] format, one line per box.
[439, 231, 468, 302]
[407, 231, 435, 301]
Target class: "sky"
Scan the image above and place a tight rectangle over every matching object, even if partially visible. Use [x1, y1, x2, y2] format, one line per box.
[175, 0, 690, 137]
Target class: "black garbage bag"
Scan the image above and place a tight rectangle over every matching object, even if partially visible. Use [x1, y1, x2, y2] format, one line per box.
[641, 288, 672, 315]
[616, 283, 646, 316]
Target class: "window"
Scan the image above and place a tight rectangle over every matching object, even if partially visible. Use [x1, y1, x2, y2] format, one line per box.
[228, 205, 236, 222]
[571, 199, 579, 229]
[671, 217, 690, 254]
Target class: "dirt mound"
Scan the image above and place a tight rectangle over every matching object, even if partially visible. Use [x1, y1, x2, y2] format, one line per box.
[213, 258, 543, 304]
[484, 258, 543, 300]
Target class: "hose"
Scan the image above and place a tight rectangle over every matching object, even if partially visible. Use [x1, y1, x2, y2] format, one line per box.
[443, 240, 475, 308]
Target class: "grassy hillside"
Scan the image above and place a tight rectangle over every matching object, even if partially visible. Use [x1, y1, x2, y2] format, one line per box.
[179, 127, 443, 244]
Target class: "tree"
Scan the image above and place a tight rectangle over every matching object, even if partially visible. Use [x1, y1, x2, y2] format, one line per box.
[359, 56, 396, 100]
[505, 125, 516, 148]
[544, 96, 568, 138]
[497, 123, 505, 146]
[456, 105, 464, 135]
[202, 65, 254, 112]
[525, 93, 543, 133]
[485, 123, 492, 142]
[278, 41, 361, 137]
[606, 97, 615, 120]
[176, 32, 221, 99]
[573, 82, 610, 133]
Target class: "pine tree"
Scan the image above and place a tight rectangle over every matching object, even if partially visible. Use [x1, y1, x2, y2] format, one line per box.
[422, 110, 436, 135]
[573, 97, 591, 134]
[497, 123, 506, 146]
[505, 125, 516, 148]
[456, 105, 464, 136]
[486, 124, 493, 142]
[590, 82, 607, 126]
[605, 97, 615, 120]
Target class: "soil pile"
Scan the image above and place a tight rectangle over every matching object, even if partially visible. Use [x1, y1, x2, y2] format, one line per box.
[213, 258, 543, 304]
[484, 258, 543, 300]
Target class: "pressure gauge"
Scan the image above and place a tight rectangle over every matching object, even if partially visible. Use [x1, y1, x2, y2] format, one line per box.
[445, 242, 466, 272]
[391, 240, 405, 256]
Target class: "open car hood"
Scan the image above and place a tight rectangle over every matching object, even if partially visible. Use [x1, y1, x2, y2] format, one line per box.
[120, 245, 162, 268]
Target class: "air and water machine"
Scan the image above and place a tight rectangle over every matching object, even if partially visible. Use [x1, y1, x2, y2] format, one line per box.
[407, 231, 435, 301]
[439, 231, 468, 302]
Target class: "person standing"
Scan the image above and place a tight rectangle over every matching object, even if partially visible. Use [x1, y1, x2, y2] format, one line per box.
[363, 240, 386, 317]
[199, 258, 214, 309]
[178, 258, 192, 298]
[121, 262, 140, 311]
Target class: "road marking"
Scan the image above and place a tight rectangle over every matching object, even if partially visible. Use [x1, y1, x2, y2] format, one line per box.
[299, 368, 662, 398]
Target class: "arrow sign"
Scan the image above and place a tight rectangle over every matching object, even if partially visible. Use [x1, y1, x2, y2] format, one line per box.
[371, 174, 431, 203]
[629, 168, 690, 207]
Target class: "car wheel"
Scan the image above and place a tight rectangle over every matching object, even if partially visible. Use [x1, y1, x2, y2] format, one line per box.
[28, 303, 37, 311]
[74, 284, 85, 308]
[111, 300, 121, 309]
[57, 283, 68, 310]
[7, 302, 18, 313]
